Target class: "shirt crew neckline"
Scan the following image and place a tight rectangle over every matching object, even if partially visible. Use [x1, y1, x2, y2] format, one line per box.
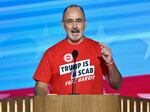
[65, 37, 87, 47]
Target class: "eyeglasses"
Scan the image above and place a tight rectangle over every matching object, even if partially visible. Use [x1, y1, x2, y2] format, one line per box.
[64, 18, 85, 24]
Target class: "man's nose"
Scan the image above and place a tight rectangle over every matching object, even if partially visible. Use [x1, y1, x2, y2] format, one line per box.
[73, 21, 77, 28]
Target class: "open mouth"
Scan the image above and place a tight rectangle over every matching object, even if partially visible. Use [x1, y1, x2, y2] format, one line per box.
[71, 29, 80, 33]
[71, 29, 80, 36]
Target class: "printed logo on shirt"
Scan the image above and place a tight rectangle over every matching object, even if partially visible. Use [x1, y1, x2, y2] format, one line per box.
[59, 59, 95, 79]
[64, 53, 73, 62]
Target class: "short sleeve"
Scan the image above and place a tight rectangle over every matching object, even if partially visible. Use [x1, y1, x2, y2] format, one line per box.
[33, 51, 52, 84]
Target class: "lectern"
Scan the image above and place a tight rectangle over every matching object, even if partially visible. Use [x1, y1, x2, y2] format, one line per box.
[0, 95, 150, 112]
[34, 95, 120, 112]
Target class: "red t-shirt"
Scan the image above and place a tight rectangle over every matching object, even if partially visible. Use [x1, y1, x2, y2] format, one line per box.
[33, 37, 108, 94]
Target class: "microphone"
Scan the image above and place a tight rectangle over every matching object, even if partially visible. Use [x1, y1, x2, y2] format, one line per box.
[72, 50, 78, 77]
[72, 50, 78, 78]
[69, 50, 79, 95]
[72, 50, 78, 59]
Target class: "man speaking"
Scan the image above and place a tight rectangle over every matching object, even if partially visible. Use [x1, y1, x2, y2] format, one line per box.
[33, 4, 122, 95]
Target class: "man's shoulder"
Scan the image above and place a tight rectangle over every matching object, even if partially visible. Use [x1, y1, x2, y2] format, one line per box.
[85, 37, 99, 46]
[45, 39, 67, 54]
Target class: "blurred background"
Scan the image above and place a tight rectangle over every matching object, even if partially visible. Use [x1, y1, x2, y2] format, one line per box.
[0, 0, 150, 99]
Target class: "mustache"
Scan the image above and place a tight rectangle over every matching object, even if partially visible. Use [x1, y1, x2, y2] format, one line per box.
[71, 29, 80, 33]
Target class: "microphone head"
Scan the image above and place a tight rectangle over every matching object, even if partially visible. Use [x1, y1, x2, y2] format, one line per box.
[72, 50, 78, 59]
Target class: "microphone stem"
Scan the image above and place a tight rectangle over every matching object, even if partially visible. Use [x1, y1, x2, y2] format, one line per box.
[72, 58, 76, 94]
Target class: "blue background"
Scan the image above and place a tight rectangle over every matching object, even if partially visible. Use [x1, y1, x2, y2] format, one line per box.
[0, 0, 150, 90]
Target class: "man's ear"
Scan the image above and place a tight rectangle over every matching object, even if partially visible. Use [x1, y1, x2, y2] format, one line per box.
[84, 20, 87, 29]
[62, 21, 66, 30]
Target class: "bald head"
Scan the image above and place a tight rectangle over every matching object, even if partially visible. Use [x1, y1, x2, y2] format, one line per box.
[62, 4, 86, 21]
